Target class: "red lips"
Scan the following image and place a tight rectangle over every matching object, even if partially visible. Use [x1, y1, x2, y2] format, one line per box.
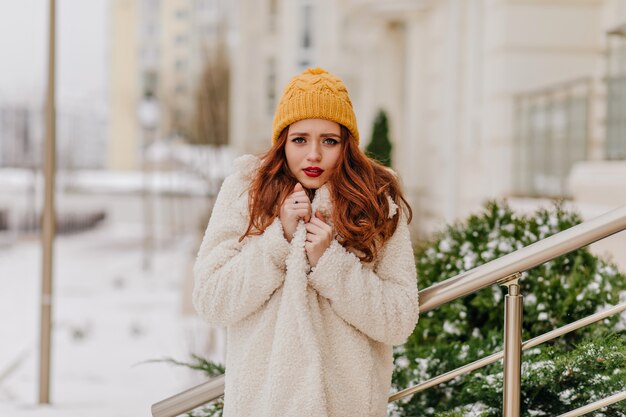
[303, 166, 324, 177]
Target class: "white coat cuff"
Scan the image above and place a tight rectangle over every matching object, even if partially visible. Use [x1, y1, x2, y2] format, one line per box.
[308, 239, 352, 293]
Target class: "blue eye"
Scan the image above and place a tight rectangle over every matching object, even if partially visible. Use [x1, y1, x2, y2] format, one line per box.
[292, 137, 306, 143]
[323, 138, 339, 145]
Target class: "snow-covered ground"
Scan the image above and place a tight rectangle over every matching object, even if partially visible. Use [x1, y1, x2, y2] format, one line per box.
[0, 220, 222, 416]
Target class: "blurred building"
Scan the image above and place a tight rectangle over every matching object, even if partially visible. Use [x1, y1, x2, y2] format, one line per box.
[229, 0, 626, 236]
[0, 102, 106, 170]
[109, 0, 232, 170]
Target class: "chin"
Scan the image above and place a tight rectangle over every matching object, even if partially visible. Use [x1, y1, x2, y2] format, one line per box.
[300, 176, 326, 190]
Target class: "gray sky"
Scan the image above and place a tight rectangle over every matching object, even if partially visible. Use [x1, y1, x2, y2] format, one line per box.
[0, 0, 108, 107]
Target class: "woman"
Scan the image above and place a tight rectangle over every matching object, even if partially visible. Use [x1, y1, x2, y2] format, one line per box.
[193, 67, 419, 417]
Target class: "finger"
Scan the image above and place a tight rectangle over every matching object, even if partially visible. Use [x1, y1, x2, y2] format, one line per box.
[294, 182, 304, 193]
[291, 195, 310, 205]
[308, 221, 332, 241]
[296, 202, 312, 222]
[305, 222, 325, 235]
[290, 208, 311, 219]
[313, 211, 330, 225]
[311, 212, 332, 230]
[309, 216, 325, 226]
[289, 197, 309, 207]
[290, 190, 308, 198]
[283, 193, 306, 209]
[306, 233, 320, 243]
[289, 205, 311, 214]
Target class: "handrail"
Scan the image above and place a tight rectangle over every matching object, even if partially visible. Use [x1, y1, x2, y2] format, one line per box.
[151, 375, 225, 417]
[151, 204, 626, 417]
[557, 390, 626, 417]
[388, 301, 626, 401]
[419, 204, 626, 313]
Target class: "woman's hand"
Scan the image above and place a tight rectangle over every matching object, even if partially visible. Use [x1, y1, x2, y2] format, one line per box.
[305, 211, 333, 268]
[279, 182, 311, 242]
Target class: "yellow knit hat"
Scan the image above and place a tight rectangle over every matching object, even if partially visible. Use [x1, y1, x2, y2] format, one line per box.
[271, 67, 359, 145]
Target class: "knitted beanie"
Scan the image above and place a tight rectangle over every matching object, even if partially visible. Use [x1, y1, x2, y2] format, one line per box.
[271, 67, 359, 145]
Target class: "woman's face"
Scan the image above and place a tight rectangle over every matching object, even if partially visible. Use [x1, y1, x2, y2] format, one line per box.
[285, 118, 343, 190]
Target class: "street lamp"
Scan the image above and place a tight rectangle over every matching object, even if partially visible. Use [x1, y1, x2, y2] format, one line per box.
[137, 91, 160, 272]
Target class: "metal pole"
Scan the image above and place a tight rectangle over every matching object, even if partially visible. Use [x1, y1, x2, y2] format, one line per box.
[138, 92, 159, 272]
[142, 133, 153, 272]
[39, 0, 56, 404]
[502, 275, 523, 417]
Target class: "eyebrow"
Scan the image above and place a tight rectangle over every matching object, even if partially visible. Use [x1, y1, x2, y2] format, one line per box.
[288, 132, 342, 138]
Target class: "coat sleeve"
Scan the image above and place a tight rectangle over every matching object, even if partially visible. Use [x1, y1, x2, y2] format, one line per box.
[307, 209, 419, 345]
[192, 173, 291, 326]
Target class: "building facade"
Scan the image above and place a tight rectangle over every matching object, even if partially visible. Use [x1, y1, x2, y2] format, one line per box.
[229, 0, 626, 236]
[108, 0, 232, 170]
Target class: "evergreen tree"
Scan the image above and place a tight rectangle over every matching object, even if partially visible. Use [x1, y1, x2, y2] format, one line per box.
[366, 110, 393, 167]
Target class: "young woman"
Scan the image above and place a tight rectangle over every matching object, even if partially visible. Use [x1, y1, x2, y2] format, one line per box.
[193, 67, 419, 417]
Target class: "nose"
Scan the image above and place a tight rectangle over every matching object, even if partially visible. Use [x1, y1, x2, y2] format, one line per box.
[306, 142, 321, 162]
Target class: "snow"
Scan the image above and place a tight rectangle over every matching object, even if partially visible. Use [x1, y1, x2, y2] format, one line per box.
[443, 320, 461, 335]
[0, 144, 238, 197]
[462, 253, 477, 270]
[438, 238, 453, 253]
[559, 388, 575, 403]
[587, 281, 600, 293]
[458, 344, 469, 360]
[497, 240, 513, 252]
[0, 220, 222, 416]
[395, 356, 409, 369]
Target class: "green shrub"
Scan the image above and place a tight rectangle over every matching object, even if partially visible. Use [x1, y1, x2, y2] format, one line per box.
[391, 200, 626, 416]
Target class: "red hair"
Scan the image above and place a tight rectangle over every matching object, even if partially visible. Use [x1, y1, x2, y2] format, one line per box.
[241, 125, 413, 263]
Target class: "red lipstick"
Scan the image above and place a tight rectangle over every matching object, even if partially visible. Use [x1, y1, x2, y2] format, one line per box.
[303, 166, 324, 177]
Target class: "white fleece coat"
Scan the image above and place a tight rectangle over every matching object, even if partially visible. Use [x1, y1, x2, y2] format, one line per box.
[193, 154, 419, 417]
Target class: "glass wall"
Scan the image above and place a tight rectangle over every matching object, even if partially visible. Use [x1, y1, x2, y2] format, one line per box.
[513, 79, 591, 197]
[606, 25, 626, 160]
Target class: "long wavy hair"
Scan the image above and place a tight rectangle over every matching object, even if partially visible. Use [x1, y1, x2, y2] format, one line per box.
[241, 124, 413, 263]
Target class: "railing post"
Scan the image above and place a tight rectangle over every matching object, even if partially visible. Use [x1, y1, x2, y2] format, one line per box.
[501, 272, 523, 417]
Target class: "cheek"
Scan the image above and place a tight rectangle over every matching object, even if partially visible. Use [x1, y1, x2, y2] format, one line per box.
[285, 145, 301, 173]
[285, 144, 295, 164]
[326, 148, 342, 170]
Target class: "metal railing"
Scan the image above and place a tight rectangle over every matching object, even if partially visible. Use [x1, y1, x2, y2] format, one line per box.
[152, 204, 626, 417]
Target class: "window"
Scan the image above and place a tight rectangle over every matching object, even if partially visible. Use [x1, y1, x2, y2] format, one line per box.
[513, 79, 591, 197]
[606, 24, 626, 160]
[143, 70, 158, 98]
[297, 3, 313, 70]
[268, 0, 278, 33]
[175, 59, 186, 71]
